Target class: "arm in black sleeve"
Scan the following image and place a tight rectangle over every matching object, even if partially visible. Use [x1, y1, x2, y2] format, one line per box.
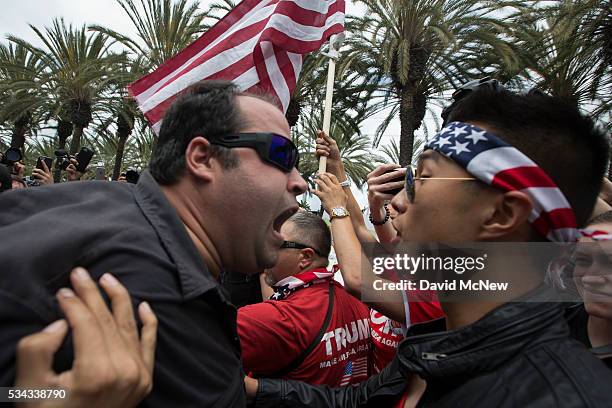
[254, 358, 408, 408]
[0, 290, 50, 387]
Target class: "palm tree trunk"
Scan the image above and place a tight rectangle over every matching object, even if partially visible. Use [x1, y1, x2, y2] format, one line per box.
[56, 120, 73, 151]
[69, 125, 84, 154]
[398, 88, 416, 167]
[10, 124, 27, 151]
[285, 97, 302, 128]
[112, 108, 135, 180]
[112, 131, 129, 180]
[10, 113, 31, 151]
[54, 120, 74, 182]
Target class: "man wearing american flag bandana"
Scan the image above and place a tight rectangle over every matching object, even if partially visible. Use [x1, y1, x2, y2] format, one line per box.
[424, 120, 581, 243]
[250, 86, 612, 407]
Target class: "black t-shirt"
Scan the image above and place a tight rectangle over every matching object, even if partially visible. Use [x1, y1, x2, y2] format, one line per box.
[0, 171, 246, 407]
[221, 270, 262, 308]
[565, 303, 612, 370]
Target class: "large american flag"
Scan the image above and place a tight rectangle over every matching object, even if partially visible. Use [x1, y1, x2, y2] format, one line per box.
[426, 121, 579, 243]
[128, 0, 345, 133]
[339, 356, 368, 386]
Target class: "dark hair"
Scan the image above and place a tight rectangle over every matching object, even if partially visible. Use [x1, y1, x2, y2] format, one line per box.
[149, 80, 279, 185]
[287, 211, 332, 260]
[448, 88, 610, 228]
[588, 210, 612, 226]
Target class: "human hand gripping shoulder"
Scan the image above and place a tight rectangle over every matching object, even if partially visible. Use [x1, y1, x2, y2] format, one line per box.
[14, 267, 157, 408]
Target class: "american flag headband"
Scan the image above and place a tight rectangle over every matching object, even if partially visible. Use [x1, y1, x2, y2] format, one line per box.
[580, 230, 612, 241]
[425, 121, 584, 243]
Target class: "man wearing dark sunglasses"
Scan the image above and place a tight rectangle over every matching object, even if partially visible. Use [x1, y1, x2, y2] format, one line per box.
[238, 211, 371, 386]
[248, 86, 612, 406]
[0, 80, 307, 407]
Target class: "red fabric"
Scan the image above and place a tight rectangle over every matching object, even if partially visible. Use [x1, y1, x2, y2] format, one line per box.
[370, 290, 444, 374]
[407, 290, 445, 324]
[238, 279, 371, 386]
[395, 389, 410, 408]
[491, 166, 558, 190]
[369, 309, 404, 374]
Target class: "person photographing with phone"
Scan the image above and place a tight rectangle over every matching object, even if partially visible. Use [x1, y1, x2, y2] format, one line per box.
[31, 156, 54, 186]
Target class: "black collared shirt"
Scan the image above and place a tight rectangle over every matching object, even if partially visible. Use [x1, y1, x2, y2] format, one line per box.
[0, 171, 245, 407]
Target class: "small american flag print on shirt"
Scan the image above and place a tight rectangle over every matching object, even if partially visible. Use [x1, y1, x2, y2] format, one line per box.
[339, 356, 368, 386]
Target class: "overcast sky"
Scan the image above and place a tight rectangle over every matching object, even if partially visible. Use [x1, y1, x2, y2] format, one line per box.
[1, 0, 138, 45]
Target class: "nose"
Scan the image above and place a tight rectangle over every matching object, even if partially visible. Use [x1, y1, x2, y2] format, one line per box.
[289, 167, 308, 195]
[391, 188, 408, 214]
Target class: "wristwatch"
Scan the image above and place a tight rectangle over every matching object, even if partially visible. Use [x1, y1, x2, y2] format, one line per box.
[330, 206, 350, 219]
[339, 178, 351, 188]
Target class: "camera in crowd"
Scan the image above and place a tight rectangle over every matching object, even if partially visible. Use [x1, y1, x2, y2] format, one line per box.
[55, 149, 72, 171]
[120, 168, 140, 184]
[124, 168, 140, 184]
[0, 148, 25, 192]
[55, 147, 95, 172]
[1, 147, 23, 172]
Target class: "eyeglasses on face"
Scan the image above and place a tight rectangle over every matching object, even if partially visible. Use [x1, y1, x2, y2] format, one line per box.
[281, 241, 325, 258]
[404, 165, 476, 204]
[209, 132, 299, 172]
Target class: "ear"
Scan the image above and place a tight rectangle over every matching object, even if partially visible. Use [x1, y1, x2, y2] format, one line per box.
[478, 191, 534, 240]
[298, 249, 316, 270]
[185, 136, 217, 182]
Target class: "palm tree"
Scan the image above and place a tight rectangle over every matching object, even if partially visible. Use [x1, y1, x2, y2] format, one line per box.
[0, 43, 47, 151]
[90, 0, 205, 71]
[0, 41, 78, 181]
[379, 136, 425, 166]
[341, 0, 524, 165]
[92, 55, 150, 179]
[294, 98, 384, 189]
[84, 118, 152, 175]
[505, 1, 611, 119]
[7, 18, 126, 154]
[92, 95, 139, 180]
[89, 0, 206, 174]
[462, 0, 611, 176]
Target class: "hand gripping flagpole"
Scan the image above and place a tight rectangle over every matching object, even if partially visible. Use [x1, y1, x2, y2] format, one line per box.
[318, 33, 345, 174]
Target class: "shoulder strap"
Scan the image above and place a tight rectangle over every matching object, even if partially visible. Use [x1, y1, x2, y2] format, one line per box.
[270, 281, 335, 378]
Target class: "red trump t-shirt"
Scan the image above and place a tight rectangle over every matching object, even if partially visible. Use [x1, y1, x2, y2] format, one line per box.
[370, 290, 444, 373]
[238, 278, 371, 386]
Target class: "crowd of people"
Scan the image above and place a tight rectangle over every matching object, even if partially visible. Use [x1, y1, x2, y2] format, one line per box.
[0, 78, 611, 407]
[0, 146, 139, 192]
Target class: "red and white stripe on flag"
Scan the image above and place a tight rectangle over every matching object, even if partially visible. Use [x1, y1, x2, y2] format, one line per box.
[128, 0, 345, 133]
[339, 356, 368, 386]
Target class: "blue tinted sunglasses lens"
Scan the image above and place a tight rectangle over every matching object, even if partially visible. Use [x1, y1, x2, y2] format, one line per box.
[269, 135, 298, 171]
[405, 165, 415, 203]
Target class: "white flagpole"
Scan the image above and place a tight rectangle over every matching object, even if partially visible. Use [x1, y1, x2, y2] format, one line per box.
[318, 33, 345, 174]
